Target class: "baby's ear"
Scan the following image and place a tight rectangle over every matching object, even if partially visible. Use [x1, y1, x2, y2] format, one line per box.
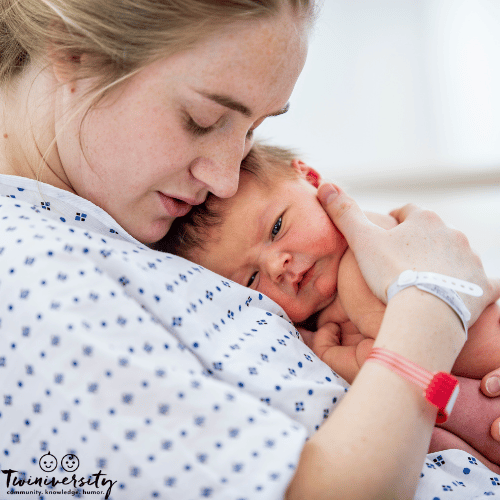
[291, 159, 321, 188]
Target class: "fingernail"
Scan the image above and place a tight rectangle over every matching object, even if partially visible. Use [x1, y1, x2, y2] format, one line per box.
[486, 376, 500, 395]
[319, 184, 338, 206]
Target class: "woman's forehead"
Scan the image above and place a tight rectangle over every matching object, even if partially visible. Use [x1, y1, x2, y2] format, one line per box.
[163, 13, 308, 112]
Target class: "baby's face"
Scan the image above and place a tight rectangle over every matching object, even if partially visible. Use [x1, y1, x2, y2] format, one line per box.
[191, 164, 348, 323]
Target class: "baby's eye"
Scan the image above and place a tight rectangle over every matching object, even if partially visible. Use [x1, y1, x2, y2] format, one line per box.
[271, 216, 282, 239]
[247, 272, 258, 288]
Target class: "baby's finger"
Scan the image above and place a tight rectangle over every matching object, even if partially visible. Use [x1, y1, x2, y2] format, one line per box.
[317, 183, 375, 248]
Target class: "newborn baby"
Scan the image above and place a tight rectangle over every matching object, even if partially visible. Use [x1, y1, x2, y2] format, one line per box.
[158, 143, 500, 472]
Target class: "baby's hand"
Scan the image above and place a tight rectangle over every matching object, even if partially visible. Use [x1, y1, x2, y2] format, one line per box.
[299, 321, 374, 384]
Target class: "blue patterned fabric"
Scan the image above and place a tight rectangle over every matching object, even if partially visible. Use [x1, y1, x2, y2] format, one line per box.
[0, 175, 497, 499]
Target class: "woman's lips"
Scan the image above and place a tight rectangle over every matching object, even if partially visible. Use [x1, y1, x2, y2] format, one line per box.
[158, 192, 194, 217]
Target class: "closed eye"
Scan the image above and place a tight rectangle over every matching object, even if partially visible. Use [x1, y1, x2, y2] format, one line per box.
[185, 115, 215, 136]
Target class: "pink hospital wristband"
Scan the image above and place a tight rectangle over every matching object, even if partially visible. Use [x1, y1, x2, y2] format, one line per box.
[367, 347, 459, 424]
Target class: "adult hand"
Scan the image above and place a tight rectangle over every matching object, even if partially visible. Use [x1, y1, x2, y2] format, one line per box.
[482, 369, 500, 442]
[317, 183, 500, 326]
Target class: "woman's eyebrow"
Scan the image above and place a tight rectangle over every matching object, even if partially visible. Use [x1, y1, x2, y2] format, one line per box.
[201, 92, 290, 118]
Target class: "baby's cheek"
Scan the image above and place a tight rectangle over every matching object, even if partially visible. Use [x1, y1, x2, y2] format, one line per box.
[273, 293, 311, 324]
[314, 272, 337, 302]
[320, 215, 345, 247]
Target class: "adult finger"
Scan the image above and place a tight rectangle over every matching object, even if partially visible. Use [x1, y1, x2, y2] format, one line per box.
[491, 417, 500, 442]
[317, 183, 377, 248]
[389, 203, 421, 223]
[481, 368, 500, 398]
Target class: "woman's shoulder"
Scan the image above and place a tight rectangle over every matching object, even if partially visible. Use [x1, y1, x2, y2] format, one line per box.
[0, 174, 136, 244]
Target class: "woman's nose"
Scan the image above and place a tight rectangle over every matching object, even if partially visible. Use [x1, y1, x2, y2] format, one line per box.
[190, 139, 246, 199]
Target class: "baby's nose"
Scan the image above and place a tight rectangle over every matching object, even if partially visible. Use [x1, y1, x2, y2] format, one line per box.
[265, 250, 294, 284]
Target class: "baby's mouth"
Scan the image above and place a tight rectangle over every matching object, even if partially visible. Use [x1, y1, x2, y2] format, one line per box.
[297, 263, 315, 292]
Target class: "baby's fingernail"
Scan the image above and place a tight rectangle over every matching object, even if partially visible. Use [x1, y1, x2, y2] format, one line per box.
[486, 376, 500, 395]
[319, 184, 338, 206]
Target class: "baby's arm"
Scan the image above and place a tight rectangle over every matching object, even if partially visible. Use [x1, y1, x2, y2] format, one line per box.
[453, 302, 500, 379]
[301, 212, 397, 383]
[431, 376, 500, 473]
[335, 247, 386, 340]
[337, 211, 398, 338]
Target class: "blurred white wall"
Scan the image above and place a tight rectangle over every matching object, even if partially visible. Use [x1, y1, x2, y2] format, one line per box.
[255, 0, 500, 272]
[256, 0, 500, 187]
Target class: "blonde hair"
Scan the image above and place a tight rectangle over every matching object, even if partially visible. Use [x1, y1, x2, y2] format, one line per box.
[1, 0, 317, 95]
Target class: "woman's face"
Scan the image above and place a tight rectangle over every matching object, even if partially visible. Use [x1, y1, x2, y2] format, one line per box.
[55, 12, 308, 244]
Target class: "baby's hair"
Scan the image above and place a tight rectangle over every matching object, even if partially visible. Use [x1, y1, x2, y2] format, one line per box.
[156, 142, 300, 258]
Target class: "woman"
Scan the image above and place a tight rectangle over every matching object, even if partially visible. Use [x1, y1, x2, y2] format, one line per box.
[0, 1, 499, 498]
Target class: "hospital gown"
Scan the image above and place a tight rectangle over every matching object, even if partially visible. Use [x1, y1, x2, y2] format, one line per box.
[0, 174, 498, 499]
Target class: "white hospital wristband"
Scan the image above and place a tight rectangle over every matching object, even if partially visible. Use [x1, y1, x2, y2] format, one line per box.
[387, 270, 483, 339]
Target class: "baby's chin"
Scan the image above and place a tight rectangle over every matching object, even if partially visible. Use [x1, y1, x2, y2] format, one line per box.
[288, 295, 336, 325]
[293, 309, 322, 332]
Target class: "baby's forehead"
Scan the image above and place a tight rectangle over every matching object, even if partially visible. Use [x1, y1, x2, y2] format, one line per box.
[189, 167, 301, 281]
[212, 170, 274, 212]
[203, 172, 273, 237]
[213, 167, 302, 230]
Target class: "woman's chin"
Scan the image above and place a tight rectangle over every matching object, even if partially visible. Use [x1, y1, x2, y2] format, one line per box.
[133, 219, 174, 246]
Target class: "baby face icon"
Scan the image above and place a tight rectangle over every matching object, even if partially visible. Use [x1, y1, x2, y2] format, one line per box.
[39, 452, 57, 472]
[61, 453, 80, 472]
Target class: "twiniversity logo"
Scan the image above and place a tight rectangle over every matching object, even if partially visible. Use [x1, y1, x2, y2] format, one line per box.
[2, 452, 116, 498]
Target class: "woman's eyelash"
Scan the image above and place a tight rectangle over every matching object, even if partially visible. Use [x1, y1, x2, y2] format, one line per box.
[186, 114, 255, 139]
[185, 116, 214, 136]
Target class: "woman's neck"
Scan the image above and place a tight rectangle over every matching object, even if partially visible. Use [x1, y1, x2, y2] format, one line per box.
[0, 62, 72, 191]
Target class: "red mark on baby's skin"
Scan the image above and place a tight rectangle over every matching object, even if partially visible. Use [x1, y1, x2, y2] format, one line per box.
[70, 88, 76, 93]
[3, 133, 8, 138]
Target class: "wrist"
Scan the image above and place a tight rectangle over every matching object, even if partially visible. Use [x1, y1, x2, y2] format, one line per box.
[366, 347, 459, 423]
[376, 286, 465, 373]
[387, 270, 482, 338]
